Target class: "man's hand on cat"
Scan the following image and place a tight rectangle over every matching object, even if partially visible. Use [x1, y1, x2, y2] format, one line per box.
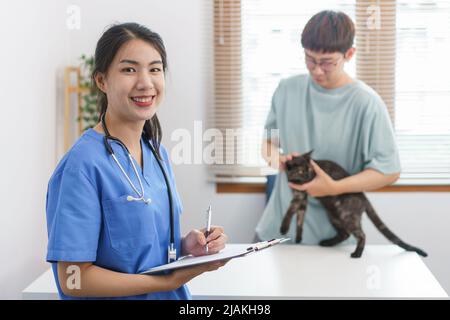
[279, 152, 300, 171]
[288, 160, 340, 197]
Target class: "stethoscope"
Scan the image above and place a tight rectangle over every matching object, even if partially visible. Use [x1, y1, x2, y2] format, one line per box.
[101, 113, 177, 263]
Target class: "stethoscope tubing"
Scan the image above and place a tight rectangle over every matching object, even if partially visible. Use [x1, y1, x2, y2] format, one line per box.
[101, 113, 175, 258]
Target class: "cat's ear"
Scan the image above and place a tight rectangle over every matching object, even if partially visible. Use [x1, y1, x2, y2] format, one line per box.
[303, 150, 314, 159]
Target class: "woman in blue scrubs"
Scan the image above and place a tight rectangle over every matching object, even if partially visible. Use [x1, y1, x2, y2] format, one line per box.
[45, 23, 228, 299]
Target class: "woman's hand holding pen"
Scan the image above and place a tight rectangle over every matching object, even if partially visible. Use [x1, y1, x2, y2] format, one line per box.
[168, 226, 228, 290]
[181, 226, 228, 257]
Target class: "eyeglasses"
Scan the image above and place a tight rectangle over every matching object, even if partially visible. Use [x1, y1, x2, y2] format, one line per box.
[305, 56, 343, 72]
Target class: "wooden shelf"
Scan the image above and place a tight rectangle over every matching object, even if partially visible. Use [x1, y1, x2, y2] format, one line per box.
[63, 67, 92, 152]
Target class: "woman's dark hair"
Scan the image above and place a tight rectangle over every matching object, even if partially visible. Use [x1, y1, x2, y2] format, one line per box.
[301, 10, 355, 54]
[92, 22, 167, 157]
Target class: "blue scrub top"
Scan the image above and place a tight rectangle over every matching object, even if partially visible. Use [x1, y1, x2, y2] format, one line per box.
[45, 128, 191, 300]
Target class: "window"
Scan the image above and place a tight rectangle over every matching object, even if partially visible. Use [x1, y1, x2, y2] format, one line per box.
[210, 0, 450, 185]
[394, 0, 450, 184]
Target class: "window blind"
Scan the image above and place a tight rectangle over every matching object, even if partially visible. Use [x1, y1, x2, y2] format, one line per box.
[394, 0, 450, 184]
[209, 0, 356, 178]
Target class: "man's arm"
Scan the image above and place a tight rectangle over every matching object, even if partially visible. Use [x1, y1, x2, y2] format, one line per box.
[289, 160, 400, 197]
[335, 168, 400, 194]
[263, 139, 400, 195]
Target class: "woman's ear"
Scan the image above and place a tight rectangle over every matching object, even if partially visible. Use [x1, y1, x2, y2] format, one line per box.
[94, 72, 107, 93]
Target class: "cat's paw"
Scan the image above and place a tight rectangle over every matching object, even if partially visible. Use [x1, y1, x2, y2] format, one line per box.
[280, 223, 289, 235]
[319, 239, 334, 247]
[350, 252, 362, 258]
[295, 235, 302, 243]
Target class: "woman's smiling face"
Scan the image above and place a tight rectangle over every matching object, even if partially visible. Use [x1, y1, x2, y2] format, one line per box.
[95, 38, 165, 123]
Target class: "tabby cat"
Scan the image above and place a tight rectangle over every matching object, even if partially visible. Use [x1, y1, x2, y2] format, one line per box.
[280, 151, 428, 258]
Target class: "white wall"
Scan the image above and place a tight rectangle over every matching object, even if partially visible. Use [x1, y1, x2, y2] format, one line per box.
[0, 0, 448, 299]
[0, 0, 71, 299]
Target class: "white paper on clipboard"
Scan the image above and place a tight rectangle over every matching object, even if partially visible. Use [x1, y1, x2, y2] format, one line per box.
[139, 238, 290, 275]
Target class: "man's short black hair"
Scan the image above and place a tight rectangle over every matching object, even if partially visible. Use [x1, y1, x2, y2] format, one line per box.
[301, 10, 355, 54]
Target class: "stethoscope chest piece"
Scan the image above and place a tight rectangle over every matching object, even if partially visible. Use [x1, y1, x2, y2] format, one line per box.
[126, 195, 152, 204]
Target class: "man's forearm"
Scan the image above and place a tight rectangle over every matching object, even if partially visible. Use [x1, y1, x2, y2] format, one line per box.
[335, 168, 400, 194]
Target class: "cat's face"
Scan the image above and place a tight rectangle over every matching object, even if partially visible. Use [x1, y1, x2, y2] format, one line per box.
[285, 151, 315, 184]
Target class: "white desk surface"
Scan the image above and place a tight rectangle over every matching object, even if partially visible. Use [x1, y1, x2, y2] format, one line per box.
[22, 244, 448, 300]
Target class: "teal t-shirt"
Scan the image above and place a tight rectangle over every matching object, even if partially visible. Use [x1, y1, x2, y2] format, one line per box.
[255, 74, 401, 244]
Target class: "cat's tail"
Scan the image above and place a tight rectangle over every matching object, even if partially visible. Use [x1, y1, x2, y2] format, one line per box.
[365, 201, 428, 257]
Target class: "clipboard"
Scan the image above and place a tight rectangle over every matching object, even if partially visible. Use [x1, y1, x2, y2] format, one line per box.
[140, 238, 290, 275]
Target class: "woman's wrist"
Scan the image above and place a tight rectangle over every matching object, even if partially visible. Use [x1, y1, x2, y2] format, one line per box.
[166, 271, 184, 291]
[144, 273, 175, 293]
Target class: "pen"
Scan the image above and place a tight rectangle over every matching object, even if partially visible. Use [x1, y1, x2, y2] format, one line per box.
[205, 205, 212, 253]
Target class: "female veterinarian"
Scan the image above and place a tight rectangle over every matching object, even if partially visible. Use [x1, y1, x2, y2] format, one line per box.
[45, 23, 228, 300]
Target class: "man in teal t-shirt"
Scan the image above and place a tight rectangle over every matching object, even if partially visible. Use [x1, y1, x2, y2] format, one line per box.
[255, 10, 401, 245]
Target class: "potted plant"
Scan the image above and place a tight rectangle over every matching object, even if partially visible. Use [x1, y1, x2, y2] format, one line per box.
[78, 54, 98, 131]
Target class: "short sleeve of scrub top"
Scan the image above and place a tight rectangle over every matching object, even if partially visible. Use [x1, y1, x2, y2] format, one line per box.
[46, 167, 101, 262]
